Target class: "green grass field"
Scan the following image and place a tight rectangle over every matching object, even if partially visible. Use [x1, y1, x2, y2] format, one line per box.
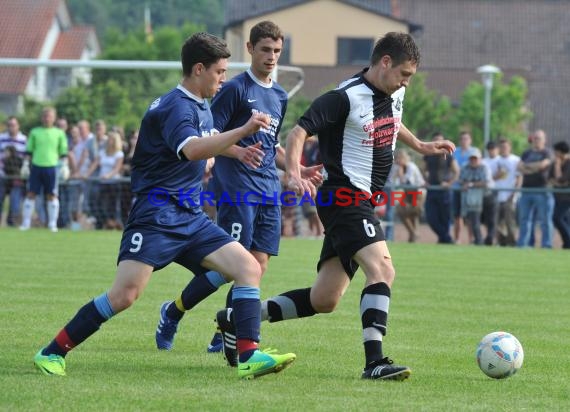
[1, 229, 569, 411]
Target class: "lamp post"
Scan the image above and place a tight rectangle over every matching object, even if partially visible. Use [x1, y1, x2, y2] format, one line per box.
[476, 64, 501, 150]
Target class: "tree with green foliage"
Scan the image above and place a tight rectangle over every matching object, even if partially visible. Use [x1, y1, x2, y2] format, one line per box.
[53, 23, 203, 132]
[402, 72, 530, 153]
[66, 0, 225, 42]
[401, 73, 455, 140]
[280, 95, 312, 144]
[453, 75, 531, 153]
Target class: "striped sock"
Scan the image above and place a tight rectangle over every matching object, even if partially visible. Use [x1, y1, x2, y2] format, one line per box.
[261, 287, 316, 322]
[360, 282, 390, 366]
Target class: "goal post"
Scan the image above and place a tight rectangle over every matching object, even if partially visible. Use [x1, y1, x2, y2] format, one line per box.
[0, 58, 304, 98]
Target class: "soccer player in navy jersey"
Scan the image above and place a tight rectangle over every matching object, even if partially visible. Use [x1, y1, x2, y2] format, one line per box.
[33, 32, 296, 379]
[155, 21, 322, 363]
[219, 32, 456, 380]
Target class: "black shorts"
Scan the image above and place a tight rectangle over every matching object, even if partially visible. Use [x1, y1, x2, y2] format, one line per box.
[316, 190, 385, 278]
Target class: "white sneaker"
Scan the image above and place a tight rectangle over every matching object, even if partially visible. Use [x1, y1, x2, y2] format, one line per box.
[19, 225, 30, 231]
[48, 225, 58, 233]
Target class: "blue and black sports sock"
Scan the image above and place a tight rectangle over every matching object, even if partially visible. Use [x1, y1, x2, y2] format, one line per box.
[232, 286, 261, 362]
[167, 271, 227, 321]
[44, 293, 115, 357]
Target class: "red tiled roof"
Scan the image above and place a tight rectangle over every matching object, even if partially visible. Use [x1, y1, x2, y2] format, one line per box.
[51, 26, 93, 59]
[0, 0, 61, 93]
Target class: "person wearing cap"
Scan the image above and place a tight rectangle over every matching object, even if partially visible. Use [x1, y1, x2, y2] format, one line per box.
[458, 147, 493, 245]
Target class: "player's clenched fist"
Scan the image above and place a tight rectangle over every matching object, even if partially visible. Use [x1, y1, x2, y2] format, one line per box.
[243, 112, 270, 135]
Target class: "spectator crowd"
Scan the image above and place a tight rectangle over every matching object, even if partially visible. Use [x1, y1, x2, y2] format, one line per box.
[0, 111, 138, 232]
[0, 114, 569, 249]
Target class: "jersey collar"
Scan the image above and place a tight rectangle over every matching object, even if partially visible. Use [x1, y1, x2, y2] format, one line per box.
[246, 69, 273, 89]
[176, 84, 205, 103]
[359, 68, 391, 98]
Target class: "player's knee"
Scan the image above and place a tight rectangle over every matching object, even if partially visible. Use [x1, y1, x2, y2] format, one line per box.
[381, 259, 396, 285]
[258, 260, 269, 276]
[311, 297, 339, 313]
[233, 257, 262, 284]
[108, 288, 139, 312]
[368, 258, 396, 286]
[310, 290, 341, 313]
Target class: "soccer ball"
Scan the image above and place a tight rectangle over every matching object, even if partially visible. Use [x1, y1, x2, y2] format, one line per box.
[476, 331, 524, 379]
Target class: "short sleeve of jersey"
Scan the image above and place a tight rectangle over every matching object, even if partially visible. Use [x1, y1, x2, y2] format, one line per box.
[298, 90, 349, 136]
[161, 101, 201, 156]
[211, 80, 242, 132]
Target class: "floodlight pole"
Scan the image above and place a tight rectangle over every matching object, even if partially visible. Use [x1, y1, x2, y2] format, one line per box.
[477, 65, 501, 150]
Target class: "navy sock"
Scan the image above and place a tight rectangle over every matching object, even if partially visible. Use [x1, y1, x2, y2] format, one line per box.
[44, 299, 109, 357]
[239, 349, 257, 363]
[167, 271, 226, 321]
[232, 286, 261, 362]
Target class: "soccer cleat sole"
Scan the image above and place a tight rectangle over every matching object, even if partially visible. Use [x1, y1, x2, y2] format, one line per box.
[363, 367, 411, 381]
[240, 356, 296, 380]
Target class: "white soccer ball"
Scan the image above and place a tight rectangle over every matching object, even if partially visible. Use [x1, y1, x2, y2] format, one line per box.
[476, 331, 524, 379]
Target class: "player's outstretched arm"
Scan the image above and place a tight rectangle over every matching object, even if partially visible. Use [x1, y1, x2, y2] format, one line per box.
[285, 125, 316, 197]
[398, 123, 455, 156]
[181, 113, 270, 161]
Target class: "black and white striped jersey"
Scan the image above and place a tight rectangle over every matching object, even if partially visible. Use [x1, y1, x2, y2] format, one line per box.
[298, 69, 405, 195]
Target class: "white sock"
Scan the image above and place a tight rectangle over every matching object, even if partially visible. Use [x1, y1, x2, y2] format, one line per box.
[48, 198, 60, 229]
[21, 198, 34, 228]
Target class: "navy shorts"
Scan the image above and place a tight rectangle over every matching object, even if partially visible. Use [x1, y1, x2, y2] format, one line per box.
[316, 190, 385, 278]
[28, 165, 58, 196]
[216, 202, 281, 256]
[118, 199, 234, 272]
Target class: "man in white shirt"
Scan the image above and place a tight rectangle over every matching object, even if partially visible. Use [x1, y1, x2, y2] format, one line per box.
[495, 138, 521, 246]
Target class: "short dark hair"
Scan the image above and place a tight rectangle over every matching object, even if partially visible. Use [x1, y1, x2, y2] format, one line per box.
[486, 141, 497, 150]
[497, 138, 511, 146]
[249, 20, 284, 47]
[370, 32, 420, 67]
[181, 32, 231, 76]
[553, 141, 570, 154]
